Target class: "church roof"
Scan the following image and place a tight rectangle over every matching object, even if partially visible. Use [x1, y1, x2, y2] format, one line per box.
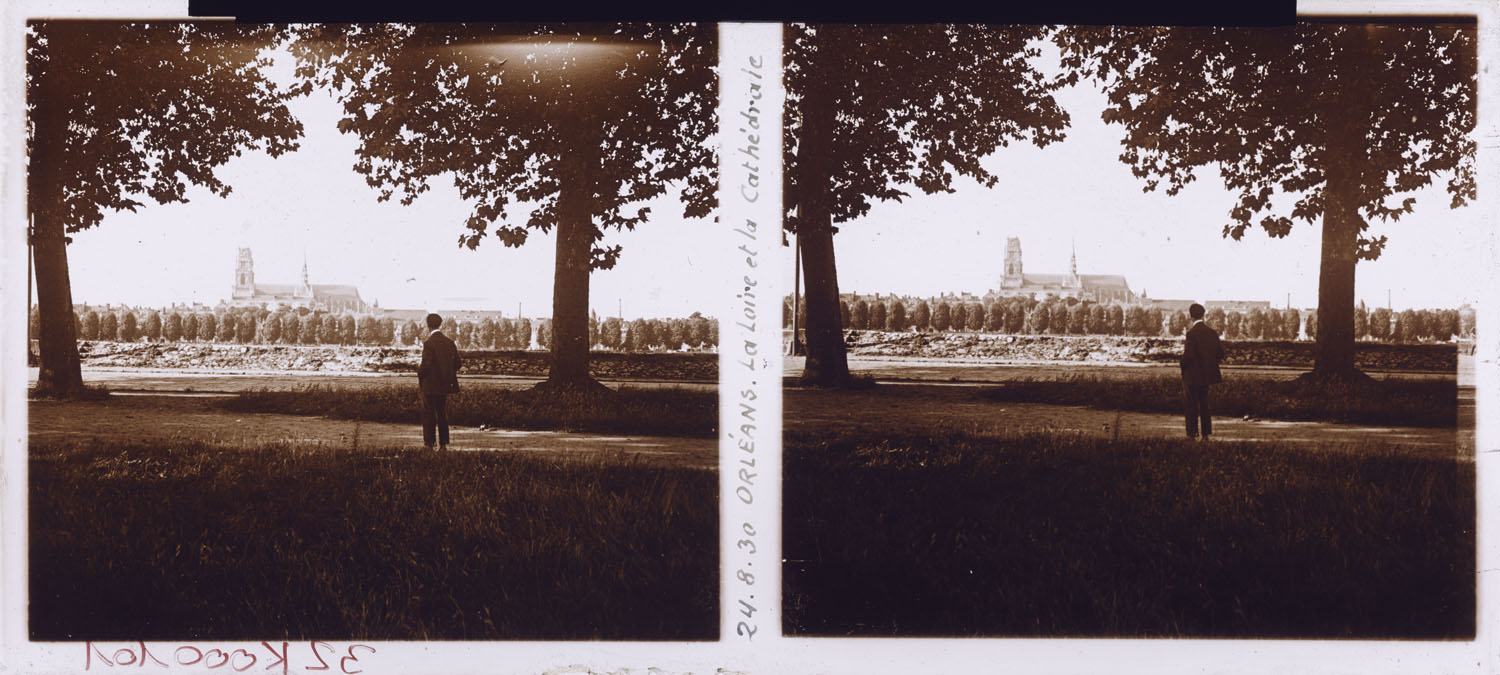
[1020, 274, 1070, 288]
[252, 283, 302, 297]
[312, 284, 362, 300]
[1079, 274, 1130, 290]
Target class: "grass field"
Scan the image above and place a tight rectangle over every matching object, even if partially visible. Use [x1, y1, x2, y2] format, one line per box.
[30, 438, 717, 640]
[980, 374, 1456, 428]
[221, 384, 717, 438]
[783, 428, 1473, 638]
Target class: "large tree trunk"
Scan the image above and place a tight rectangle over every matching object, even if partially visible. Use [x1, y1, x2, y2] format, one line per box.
[1310, 197, 1362, 378]
[792, 67, 850, 387]
[31, 218, 85, 397]
[1306, 28, 1373, 383]
[540, 139, 607, 395]
[29, 94, 87, 398]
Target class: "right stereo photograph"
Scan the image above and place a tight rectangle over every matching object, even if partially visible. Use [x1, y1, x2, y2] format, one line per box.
[780, 21, 1477, 639]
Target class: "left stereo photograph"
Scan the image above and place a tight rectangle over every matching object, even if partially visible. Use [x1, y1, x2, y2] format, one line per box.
[25, 21, 721, 641]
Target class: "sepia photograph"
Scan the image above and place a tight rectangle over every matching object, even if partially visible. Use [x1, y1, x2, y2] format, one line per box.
[780, 21, 1478, 638]
[23, 21, 721, 641]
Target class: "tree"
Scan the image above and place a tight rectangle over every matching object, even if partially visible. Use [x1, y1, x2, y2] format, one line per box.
[949, 303, 967, 332]
[601, 317, 623, 351]
[1205, 308, 1227, 332]
[1066, 304, 1086, 334]
[1123, 306, 1146, 336]
[1104, 304, 1124, 336]
[515, 318, 533, 350]
[120, 312, 140, 343]
[850, 300, 870, 331]
[1369, 307, 1392, 341]
[261, 313, 283, 344]
[1048, 303, 1068, 335]
[293, 25, 715, 393]
[478, 319, 497, 350]
[625, 319, 648, 352]
[301, 314, 321, 344]
[869, 301, 887, 332]
[100, 312, 118, 341]
[1353, 302, 1370, 339]
[1284, 308, 1302, 340]
[985, 302, 1005, 332]
[1459, 305, 1476, 338]
[1245, 309, 1267, 340]
[1026, 303, 1050, 334]
[966, 303, 986, 332]
[1007, 300, 1029, 334]
[143, 310, 162, 342]
[81, 310, 100, 341]
[1084, 303, 1104, 335]
[886, 301, 907, 332]
[197, 314, 215, 343]
[396, 320, 416, 347]
[1147, 308, 1165, 337]
[1168, 310, 1189, 336]
[1305, 309, 1319, 340]
[932, 302, 951, 332]
[912, 301, 932, 332]
[1263, 309, 1284, 340]
[1224, 311, 1243, 340]
[27, 23, 303, 395]
[786, 25, 1070, 385]
[836, 301, 849, 331]
[1059, 22, 1475, 380]
[236, 314, 257, 343]
[783, 300, 793, 330]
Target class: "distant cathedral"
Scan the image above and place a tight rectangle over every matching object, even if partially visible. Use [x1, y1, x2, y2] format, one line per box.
[229, 248, 368, 313]
[986, 237, 1138, 304]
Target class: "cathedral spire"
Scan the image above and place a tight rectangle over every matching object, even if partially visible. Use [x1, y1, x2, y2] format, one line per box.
[1070, 240, 1077, 277]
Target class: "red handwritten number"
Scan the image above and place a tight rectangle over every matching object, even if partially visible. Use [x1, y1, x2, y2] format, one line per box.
[305, 641, 333, 671]
[340, 645, 375, 674]
[176, 646, 204, 666]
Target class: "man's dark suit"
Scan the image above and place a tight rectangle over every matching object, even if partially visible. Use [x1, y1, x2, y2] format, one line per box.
[1180, 320, 1225, 438]
[418, 330, 462, 448]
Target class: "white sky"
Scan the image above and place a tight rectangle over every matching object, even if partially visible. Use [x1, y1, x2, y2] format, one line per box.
[60, 47, 720, 321]
[784, 47, 1483, 312]
[54, 33, 1481, 317]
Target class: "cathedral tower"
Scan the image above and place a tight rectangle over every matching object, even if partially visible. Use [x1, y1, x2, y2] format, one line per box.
[1001, 237, 1024, 289]
[232, 248, 255, 300]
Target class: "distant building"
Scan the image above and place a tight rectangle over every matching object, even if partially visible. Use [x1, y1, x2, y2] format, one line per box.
[228, 248, 368, 313]
[984, 238, 1137, 304]
[1144, 298, 1273, 313]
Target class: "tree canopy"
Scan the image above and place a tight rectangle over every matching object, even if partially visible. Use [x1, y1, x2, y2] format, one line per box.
[1056, 22, 1475, 376]
[785, 24, 1070, 385]
[289, 23, 716, 388]
[27, 21, 304, 395]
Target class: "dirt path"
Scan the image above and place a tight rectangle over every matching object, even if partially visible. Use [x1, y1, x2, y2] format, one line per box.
[29, 395, 717, 470]
[785, 355, 1468, 384]
[785, 384, 1471, 460]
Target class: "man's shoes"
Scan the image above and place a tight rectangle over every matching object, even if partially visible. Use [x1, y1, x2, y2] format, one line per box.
[439, 444, 449, 452]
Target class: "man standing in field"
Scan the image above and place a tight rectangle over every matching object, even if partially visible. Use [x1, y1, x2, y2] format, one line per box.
[1181, 303, 1224, 440]
[419, 312, 461, 450]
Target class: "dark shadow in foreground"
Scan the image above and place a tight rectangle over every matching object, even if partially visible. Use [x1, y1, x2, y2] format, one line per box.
[31, 439, 718, 641]
[783, 429, 1473, 638]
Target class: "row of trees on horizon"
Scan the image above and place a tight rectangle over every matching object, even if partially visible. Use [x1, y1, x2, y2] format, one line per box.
[33, 307, 719, 353]
[27, 23, 1474, 396]
[785, 297, 1474, 344]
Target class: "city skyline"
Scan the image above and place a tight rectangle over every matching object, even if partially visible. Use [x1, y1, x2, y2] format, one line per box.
[53, 46, 723, 322]
[782, 41, 1480, 314]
